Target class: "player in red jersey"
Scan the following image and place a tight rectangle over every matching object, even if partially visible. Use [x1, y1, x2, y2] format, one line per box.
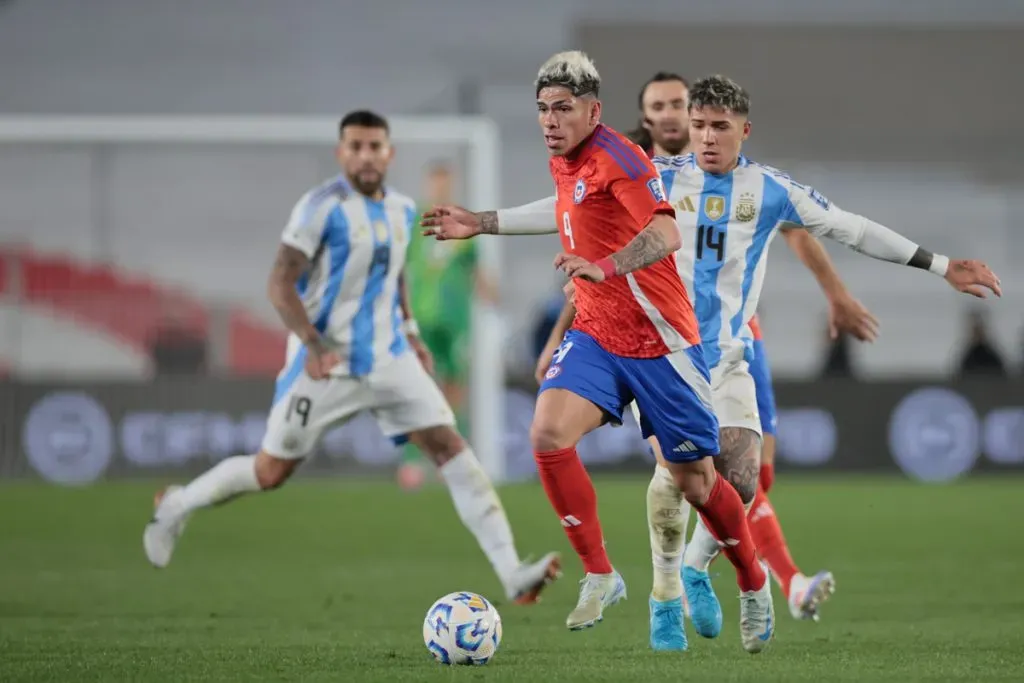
[740, 312, 839, 623]
[422, 51, 775, 652]
[531, 69, 883, 650]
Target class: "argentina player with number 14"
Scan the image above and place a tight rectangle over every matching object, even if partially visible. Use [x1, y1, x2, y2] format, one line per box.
[421, 51, 774, 650]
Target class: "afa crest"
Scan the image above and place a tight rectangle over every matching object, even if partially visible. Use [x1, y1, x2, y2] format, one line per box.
[573, 178, 587, 204]
[373, 220, 390, 242]
[735, 193, 757, 223]
[704, 195, 726, 221]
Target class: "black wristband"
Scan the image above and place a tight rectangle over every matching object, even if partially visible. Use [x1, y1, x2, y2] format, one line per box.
[907, 247, 934, 270]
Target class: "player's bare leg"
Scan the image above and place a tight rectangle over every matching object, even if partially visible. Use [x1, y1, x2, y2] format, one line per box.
[396, 379, 466, 491]
[408, 424, 561, 605]
[667, 440, 773, 653]
[143, 451, 294, 568]
[531, 388, 626, 630]
[646, 439, 691, 651]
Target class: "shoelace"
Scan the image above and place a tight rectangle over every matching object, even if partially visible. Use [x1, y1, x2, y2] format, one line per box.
[689, 573, 714, 598]
[652, 602, 683, 629]
[739, 593, 763, 630]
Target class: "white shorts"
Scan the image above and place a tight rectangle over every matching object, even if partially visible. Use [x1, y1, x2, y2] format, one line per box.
[629, 358, 761, 439]
[708, 359, 762, 437]
[261, 350, 455, 460]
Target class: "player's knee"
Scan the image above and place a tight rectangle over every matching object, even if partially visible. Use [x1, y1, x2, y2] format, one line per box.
[529, 417, 576, 453]
[254, 452, 299, 490]
[408, 425, 466, 465]
[715, 427, 761, 504]
[727, 473, 757, 505]
[666, 459, 716, 506]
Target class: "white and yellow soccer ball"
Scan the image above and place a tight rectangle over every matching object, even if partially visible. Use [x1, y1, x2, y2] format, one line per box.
[422, 591, 502, 666]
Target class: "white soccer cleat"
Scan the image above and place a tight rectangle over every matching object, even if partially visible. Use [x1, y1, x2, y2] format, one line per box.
[143, 485, 190, 569]
[565, 570, 627, 630]
[739, 577, 775, 653]
[788, 571, 836, 621]
[507, 552, 563, 605]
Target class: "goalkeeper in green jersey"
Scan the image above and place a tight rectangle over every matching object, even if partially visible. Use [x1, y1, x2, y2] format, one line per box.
[398, 162, 495, 488]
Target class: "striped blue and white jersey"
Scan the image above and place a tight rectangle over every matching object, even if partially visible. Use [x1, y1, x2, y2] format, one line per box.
[653, 153, 898, 369]
[279, 175, 416, 377]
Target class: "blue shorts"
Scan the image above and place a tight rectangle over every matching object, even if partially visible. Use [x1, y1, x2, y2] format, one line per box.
[540, 330, 719, 462]
[746, 339, 778, 436]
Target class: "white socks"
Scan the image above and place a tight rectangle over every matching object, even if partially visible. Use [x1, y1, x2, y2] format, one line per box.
[684, 496, 755, 572]
[648, 465, 690, 601]
[172, 454, 261, 515]
[438, 449, 521, 590]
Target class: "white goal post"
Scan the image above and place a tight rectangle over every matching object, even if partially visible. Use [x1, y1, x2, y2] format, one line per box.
[0, 115, 507, 482]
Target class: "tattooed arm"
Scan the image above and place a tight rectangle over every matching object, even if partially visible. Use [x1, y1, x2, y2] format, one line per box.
[421, 197, 557, 239]
[555, 213, 681, 282]
[605, 213, 682, 276]
[266, 244, 322, 348]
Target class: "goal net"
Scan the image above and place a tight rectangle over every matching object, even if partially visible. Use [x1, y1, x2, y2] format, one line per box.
[0, 116, 507, 483]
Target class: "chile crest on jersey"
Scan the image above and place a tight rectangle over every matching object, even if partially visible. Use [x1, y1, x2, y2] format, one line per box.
[573, 178, 587, 204]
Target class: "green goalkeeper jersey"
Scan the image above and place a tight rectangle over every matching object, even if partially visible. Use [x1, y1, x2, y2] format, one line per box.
[405, 205, 478, 331]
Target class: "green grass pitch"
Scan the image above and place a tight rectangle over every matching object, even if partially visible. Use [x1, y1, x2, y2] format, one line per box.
[2, 475, 1023, 682]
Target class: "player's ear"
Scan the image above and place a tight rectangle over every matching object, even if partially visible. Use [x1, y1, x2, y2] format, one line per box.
[334, 141, 345, 164]
[742, 120, 751, 141]
[589, 99, 602, 127]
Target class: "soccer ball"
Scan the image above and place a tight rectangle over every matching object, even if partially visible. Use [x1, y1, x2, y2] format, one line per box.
[422, 591, 502, 666]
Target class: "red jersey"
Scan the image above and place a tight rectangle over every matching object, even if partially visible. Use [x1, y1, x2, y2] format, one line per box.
[552, 124, 700, 358]
[748, 314, 763, 340]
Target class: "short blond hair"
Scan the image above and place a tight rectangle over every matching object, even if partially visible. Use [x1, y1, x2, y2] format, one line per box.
[535, 50, 601, 97]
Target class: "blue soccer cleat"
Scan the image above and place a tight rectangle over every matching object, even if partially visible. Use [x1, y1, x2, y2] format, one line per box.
[649, 595, 687, 651]
[683, 566, 723, 638]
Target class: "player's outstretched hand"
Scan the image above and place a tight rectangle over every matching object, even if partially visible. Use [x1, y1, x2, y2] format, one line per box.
[828, 292, 880, 342]
[554, 253, 606, 283]
[945, 259, 1002, 299]
[421, 205, 481, 240]
[305, 344, 341, 381]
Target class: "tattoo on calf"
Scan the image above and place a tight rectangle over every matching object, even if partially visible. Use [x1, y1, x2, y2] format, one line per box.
[715, 427, 761, 504]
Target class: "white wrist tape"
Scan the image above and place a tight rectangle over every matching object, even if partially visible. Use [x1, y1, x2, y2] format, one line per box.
[929, 254, 950, 277]
[402, 318, 420, 336]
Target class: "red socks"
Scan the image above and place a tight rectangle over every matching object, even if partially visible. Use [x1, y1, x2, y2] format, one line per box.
[759, 462, 775, 493]
[748, 484, 799, 597]
[695, 474, 766, 592]
[534, 447, 613, 575]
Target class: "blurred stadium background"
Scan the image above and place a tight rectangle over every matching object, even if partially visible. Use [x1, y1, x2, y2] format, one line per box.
[1, 1, 1023, 681]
